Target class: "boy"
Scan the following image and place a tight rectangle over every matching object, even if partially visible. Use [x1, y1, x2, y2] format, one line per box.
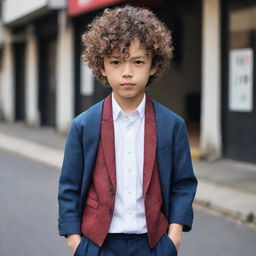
[58, 5, 197, 256]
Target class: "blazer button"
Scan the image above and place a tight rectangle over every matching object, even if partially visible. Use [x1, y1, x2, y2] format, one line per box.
[109, 188, 115, 196]
[108, 208, 113, 215]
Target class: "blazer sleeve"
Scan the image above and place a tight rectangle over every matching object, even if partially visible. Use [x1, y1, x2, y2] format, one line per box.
[58, 120, 84, 236]
[168, 118, 198, 231]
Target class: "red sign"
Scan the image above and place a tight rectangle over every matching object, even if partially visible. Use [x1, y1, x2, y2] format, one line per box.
[68, 0, 124, 16]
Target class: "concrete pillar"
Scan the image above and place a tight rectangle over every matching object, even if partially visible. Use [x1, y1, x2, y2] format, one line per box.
[25, 25, 40, 126]
[200, 0, 222, 159]
[0, 29, 14, 122]
[56, 10, 74, 133]
[0, 49, 3, 120]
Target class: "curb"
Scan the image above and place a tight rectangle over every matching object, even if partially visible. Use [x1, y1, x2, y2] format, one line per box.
[194, 199, 256, 225]
[0, 132, 63, 169]
[195, 179, 256, 225]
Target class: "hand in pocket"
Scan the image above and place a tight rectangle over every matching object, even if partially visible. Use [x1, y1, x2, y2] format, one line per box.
[67, 234, 82, 253]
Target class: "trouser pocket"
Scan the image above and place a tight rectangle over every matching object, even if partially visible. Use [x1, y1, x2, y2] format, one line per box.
[164, 233, 178, 256]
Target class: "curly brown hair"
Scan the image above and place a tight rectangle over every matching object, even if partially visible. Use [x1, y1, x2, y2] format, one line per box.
[81, 5, 173, 86]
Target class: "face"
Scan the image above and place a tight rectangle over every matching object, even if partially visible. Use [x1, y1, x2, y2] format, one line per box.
[101, 39, 157, 103]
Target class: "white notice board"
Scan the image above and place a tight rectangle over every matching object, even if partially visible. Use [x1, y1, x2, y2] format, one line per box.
[229, 48, 254, 112]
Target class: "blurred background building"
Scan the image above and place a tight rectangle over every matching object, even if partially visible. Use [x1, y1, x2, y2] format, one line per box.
[0, 0, 255, 164]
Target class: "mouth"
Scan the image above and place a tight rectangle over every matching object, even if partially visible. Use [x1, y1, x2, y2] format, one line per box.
[120, 83, 135, 87]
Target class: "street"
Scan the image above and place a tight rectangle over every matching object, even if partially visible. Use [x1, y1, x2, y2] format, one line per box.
[1, 149, 256, 256]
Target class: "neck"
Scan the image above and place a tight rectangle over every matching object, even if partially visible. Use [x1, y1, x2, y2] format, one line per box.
[113, 92, 145, 114]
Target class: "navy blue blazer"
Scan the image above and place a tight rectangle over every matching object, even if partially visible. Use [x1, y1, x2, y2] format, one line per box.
[58, 97, 198, 236]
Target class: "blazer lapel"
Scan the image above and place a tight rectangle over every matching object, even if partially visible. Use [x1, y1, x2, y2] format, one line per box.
[101, 94, 116, 190]
[143, 96, 157, 196]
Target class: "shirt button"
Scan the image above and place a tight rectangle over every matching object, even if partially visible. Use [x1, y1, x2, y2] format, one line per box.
[127, 127, 131, 131]
[128, 211, 133, 215]
[108, 209, 113, 215]
[128, 190, 132, 194]
[128, 168, 132, 173]
[128, 151, 132, 154]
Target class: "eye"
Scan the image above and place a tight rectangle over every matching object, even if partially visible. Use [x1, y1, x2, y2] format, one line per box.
[110, 60, 120, 65]
[134, 60, 145, 65]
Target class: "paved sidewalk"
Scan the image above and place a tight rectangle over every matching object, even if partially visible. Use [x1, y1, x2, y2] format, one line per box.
[1, 121, 256, 225]
[193, 160, 256, 223]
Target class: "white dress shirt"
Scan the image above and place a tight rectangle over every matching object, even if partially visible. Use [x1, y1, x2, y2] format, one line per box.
[108, 93, 147, 233]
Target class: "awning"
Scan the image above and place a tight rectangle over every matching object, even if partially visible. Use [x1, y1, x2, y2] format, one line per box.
[68, 0, 124, 16]
[2, 0, 66, 25]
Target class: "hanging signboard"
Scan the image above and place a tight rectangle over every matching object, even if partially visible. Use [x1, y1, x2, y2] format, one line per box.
[68, 0, 123, 16]
[229, 48, 254, 112]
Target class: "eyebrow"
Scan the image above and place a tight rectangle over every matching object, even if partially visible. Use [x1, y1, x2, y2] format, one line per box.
[131, 55, 146, 59]
[109, 56, 121, 59]
[109, 55, 146, 59]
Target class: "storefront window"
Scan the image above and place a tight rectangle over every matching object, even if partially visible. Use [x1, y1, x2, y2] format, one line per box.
[230, 6, 256, 49]
[229, 5, 255, 112]
[222, 1, 256, 163]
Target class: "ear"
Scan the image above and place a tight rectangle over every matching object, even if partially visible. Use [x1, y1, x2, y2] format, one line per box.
[149, 64, 157, 76]
[100, 67, 106, 77]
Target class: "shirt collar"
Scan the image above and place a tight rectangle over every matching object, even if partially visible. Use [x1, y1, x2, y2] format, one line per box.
[112, 92, 146, 121]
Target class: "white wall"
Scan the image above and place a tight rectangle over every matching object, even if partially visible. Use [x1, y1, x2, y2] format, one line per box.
[200, 0, 222, 159]
[56, 11, 74, 133]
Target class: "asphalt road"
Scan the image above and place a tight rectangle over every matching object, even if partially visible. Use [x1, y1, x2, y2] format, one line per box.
[1, 149, 256, 256]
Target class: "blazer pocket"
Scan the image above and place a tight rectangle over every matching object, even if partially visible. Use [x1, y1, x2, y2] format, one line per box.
[85, 197, 99, 210]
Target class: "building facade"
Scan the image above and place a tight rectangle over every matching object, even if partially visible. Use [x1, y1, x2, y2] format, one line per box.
[0, 0, 73, 132]
[0, 0, 255, 164]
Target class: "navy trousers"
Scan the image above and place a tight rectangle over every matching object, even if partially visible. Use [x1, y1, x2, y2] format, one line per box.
[74, 233, 177, 256]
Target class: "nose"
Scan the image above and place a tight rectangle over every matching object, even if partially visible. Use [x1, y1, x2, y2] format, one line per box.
[122, 62, 133, 78]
